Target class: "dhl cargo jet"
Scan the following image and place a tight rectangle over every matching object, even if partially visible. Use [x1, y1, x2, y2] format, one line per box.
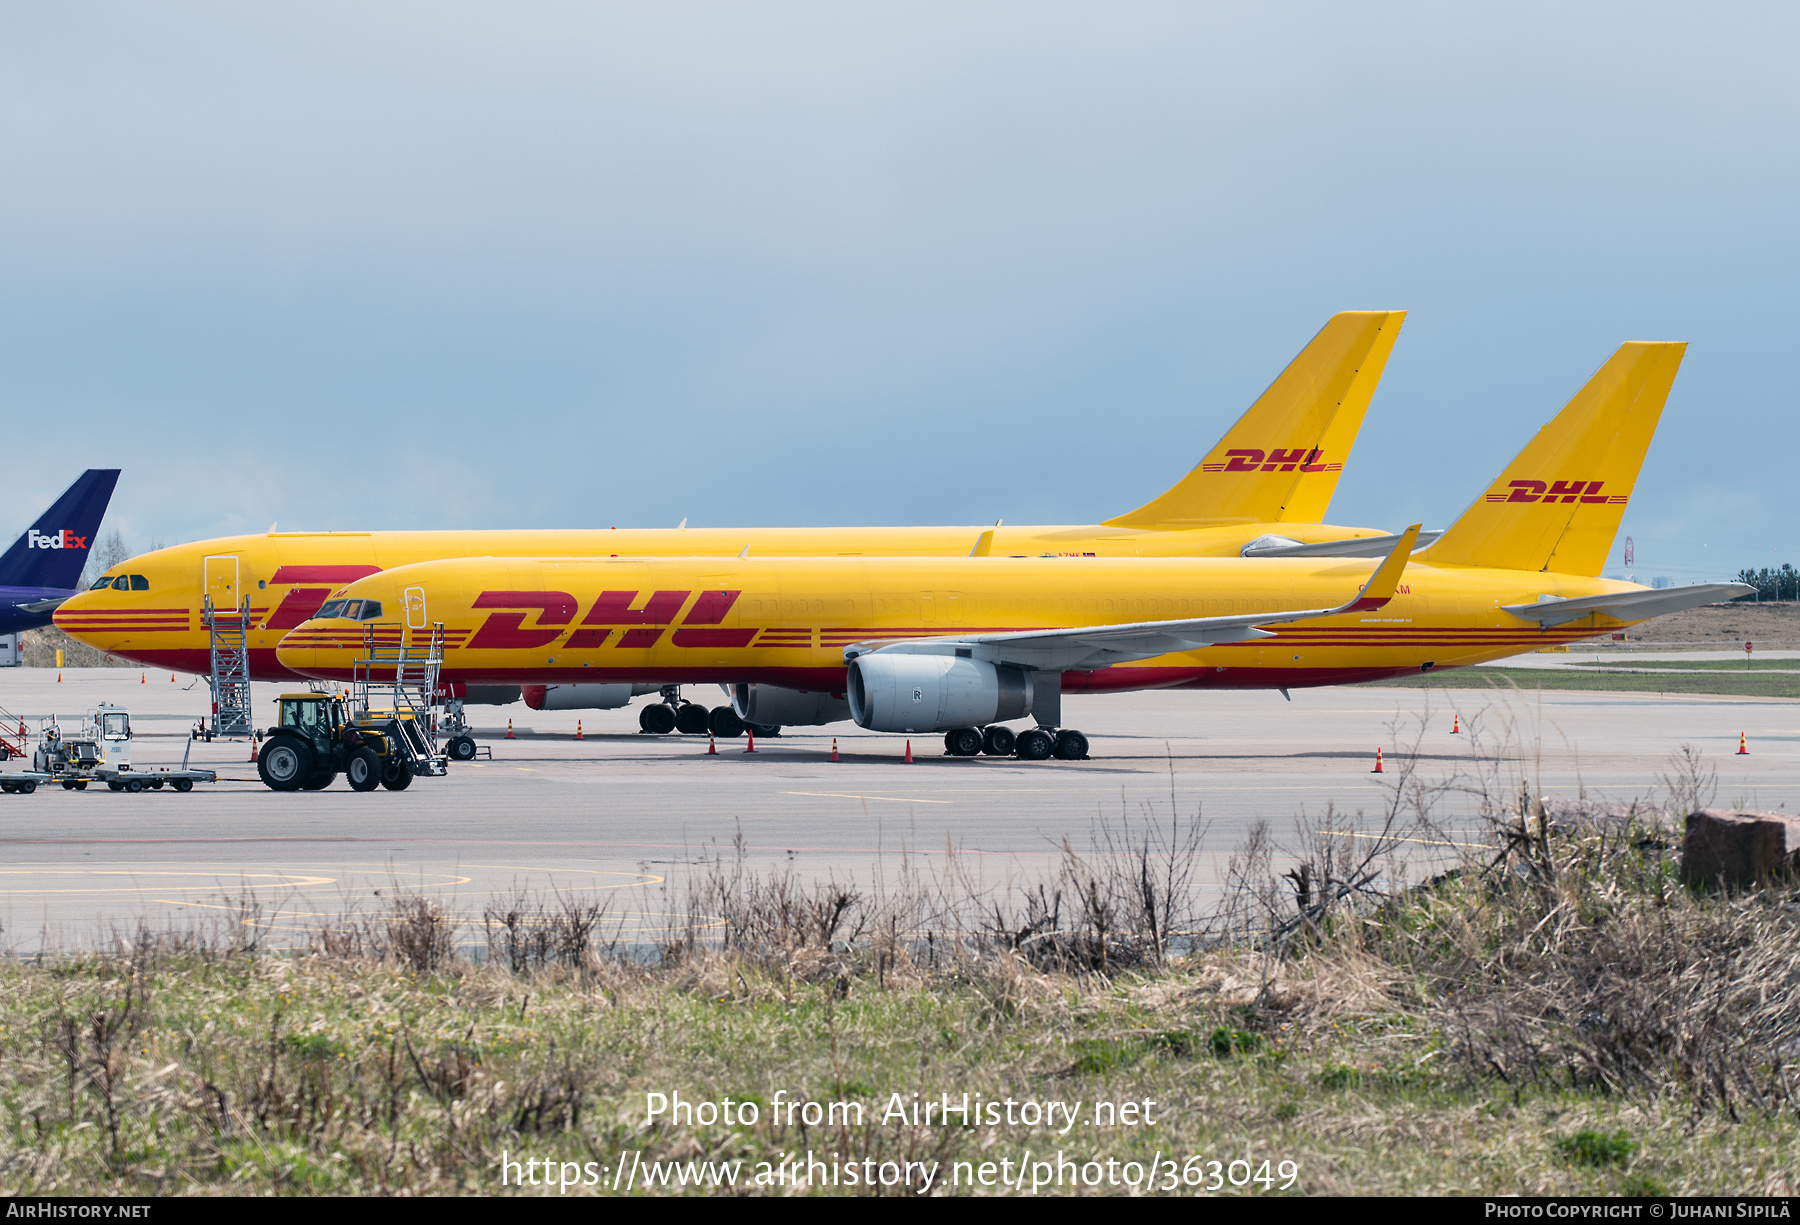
[267, 341, 1747, 761]
[55, 311, 1413, 701]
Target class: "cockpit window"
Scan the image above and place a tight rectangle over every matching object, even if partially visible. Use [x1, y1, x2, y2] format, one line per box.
[111, 576, 130, 591]
[90, 576, 115, 591]
[314, 599, 383, 621]
[130, 575, 149, 590]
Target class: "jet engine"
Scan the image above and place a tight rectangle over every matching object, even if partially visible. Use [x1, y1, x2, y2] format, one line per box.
[522, 683, 658, 711]
[731, 684, 851, 727]
[845, 653, 1033, 733]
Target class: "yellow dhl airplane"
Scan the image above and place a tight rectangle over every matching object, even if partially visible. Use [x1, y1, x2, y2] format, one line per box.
[55, 311, 1412, 684]
[270, 340, 1748, 758]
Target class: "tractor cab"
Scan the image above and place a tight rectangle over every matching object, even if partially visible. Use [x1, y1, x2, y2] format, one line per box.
[276, 692, 349, 755]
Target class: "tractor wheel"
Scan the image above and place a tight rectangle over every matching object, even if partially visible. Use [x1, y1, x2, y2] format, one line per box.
[257, 737, 313, 791]
[381, 756, 414, 792]
[346, 748, 382, 792]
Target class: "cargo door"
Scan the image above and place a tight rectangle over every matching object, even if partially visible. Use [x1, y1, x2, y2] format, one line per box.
[203, 555, 241, 614]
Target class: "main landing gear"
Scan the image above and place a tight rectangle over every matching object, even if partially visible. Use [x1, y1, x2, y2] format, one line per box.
[639, 687, 779, 740]
[943, 725, 1089, 761]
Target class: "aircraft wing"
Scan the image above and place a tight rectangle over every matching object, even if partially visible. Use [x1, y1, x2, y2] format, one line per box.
[1239, 529, 1442, 558]
[845, 525, 1420, 671]
[1501, 583, 1755, 629]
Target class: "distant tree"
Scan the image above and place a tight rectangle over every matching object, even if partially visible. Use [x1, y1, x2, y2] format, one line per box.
[79, 528, 132, 589]
[1733, 563, 1799, 601]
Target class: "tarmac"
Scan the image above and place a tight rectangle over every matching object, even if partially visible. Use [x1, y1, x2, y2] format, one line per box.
[2, 660, 1797, 953]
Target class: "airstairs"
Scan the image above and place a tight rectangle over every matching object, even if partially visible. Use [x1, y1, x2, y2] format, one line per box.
[203, 595, 255, 737]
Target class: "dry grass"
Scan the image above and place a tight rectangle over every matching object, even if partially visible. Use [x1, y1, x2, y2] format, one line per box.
[1, 764, 1796, 1196]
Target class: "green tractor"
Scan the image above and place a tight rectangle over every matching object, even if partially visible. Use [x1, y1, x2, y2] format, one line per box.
[257, 693, 445, 792]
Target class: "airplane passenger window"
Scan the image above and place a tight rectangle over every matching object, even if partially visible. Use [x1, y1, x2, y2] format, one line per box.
[111, 577, 130, 591]
[130, 575, 149, 590]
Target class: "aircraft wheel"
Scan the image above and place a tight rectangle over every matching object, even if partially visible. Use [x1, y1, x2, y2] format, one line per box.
[1053, 730, 1090, 760]
[257, 737, 313, 792]
[982, 726, 1016, 757]
[674, 703, 711, 735]
[707, 706, 744, 739]
[945, 727, 984, 757]
[1015, 728, 1055, 761]
[448, 736, 478, 761]
[381, 756, 415, 792]
[173, 779, 193, 792]
[639, 704, 677, 735]
[346, 748, 382, 792]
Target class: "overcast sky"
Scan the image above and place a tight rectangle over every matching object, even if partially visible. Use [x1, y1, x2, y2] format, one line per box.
[1, 3, 1792, 582]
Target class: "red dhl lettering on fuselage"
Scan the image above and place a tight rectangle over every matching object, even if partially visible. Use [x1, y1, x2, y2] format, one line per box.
[1483, 480, 1628, 505]
[1199, 447, 1340, 474]
[461, 590, 752, 650]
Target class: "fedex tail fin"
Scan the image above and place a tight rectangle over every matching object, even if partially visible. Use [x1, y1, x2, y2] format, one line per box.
[0, 470, 121, 590]
[1421, 343, 1684, 576]
[1105, 310, 1404, 528]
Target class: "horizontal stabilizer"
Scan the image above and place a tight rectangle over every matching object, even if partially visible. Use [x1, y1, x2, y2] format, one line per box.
[1240, 529, 1443, 558]
[847, 526, 1422, 671]
[1502, 583, 1753, 628]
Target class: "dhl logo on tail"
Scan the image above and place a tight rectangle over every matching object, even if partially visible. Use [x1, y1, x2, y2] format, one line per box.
[1485, 480, 1629, 505]
[1200, 448, 1343, 474]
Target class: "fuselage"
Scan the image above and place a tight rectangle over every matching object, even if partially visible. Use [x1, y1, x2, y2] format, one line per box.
[52, 521, 1397, 679]
[274, 553, 1641, 693]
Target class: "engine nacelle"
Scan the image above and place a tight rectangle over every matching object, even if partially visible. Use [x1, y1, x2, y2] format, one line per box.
[731, 683, 851, 727]
[846, 653, 1033, 733]
[522, 683, 657, 711]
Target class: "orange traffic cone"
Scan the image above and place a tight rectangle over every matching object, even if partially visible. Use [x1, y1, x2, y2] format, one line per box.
[56, 672, 62, 683]
[744, 727, 757, 753]
[903, 739, 913, 763]
[140, 671, 146, 684]
[575, 720, 584, 741]
[1451, 713, 1461, 734]
[250, 738, 259, 764]
[707, 733, 717, 755]
[1737, 731, 1749, 755]
[506, 718, 514, 739]
[830, 737, 839, 762]
[1372, 746, 1384, 774]
[170, 672, 176, 683]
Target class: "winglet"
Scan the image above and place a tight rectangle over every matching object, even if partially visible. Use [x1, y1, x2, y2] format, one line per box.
[970, 529, 995, 557]
[1344, 523, 1420, 612]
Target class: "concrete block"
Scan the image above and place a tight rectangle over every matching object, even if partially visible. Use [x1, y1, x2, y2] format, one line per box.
[1681, 809, 1800, 888]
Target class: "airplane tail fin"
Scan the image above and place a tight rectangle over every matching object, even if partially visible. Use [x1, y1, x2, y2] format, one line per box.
[1420, 343, 1684, 576]
[0, 470, 122, 590]
[1104, 310, 1404, 528]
